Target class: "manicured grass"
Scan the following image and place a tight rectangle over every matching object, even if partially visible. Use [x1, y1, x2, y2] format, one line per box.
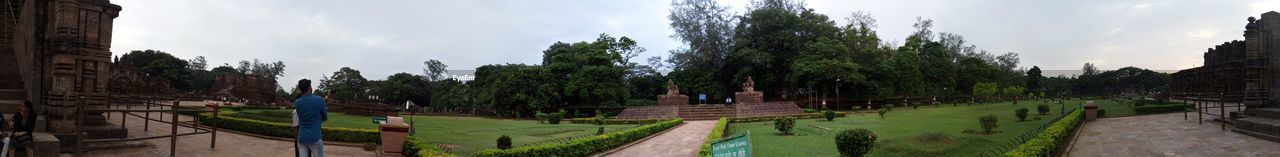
[1090, 100, 1136, 118]
[727, 100, 1090, 157]
[226, 109, 639, 156]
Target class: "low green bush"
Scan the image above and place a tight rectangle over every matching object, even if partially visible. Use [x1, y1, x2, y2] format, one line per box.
[497, 135, 513, 150]
[824, 110, 837, 121]
[568, 118, 664, 124]
[1036, 104, 1050, 115]
[472, 119, 684, 157]
[1097, 109, 1107, 118]
[1004, 109, 1084, 157]
[803, 108, 819, 113]
[728, 112, 847, 123]
[195, 113, 379, 143]
[404, 136, 457, 157]
[698, 117, 730, 157]
[1015, 107, 1029, 121]
[774, 117, 796, 135]
[835, 128, 877, 157]
[1134, 104, 1190, 114]
[980, 115, 998, 133]
[535, 112, 548, 124]
[878, 109, 888, 119]
[547, 112, 564, 124]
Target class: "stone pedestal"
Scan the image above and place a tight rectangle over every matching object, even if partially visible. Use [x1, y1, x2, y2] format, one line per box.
[380, 117, 410, 157]
[1085, 101, 1098, 121]
[31, 132, 60, 157]
[658, 95, 689, 106]
[735, 91, 763, 104]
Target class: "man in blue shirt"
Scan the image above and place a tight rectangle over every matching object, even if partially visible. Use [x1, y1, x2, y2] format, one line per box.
[294, 79, 327, 157]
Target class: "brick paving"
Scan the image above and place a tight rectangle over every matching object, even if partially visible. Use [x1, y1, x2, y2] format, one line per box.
[1066, 108, 1280, 157]
[603, 120, 717, 157]
[73, 104, 376, 157]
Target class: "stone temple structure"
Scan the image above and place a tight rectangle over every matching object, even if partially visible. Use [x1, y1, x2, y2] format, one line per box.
[616, 78, 803, 120]
[1171, 11, 1280, 142]
[0, 0, 128, 147]
[211, 74, 281, 105]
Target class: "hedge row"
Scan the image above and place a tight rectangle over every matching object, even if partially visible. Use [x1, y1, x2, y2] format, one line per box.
[195, 112, 380, 143]
[729, 112, 847, 123]
[1134, 104, 1191, 115]
[1003, 109, 1084, 157]
[567, 118, 664, 124]
[404, 136, 457, 157]
[472, 119, 685, 157]
[698, 117, 729, 157]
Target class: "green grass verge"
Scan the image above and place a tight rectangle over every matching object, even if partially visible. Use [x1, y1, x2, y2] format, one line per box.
[727, 100, 1090, 157]
[699, 117, 730, 157]
[472, 119, 684, 157]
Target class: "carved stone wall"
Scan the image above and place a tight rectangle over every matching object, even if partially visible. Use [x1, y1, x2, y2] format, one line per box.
[211, 74, 280, 105]
[1172, 11, 1280, 108]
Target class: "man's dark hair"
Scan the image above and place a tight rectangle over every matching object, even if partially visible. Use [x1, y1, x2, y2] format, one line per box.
[297, 79, 312, 94]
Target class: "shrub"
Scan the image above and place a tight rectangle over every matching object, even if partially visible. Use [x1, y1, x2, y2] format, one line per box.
[728, 112, 847, 123]
[535, 112, 548, 124]
[824, 110, 837, 121]
[979, 115, 998, 133]
[774, 117, 796, 135]
[804, 108, 819, 113]
[497, 135, 513, 150]
[835, 129, 877, 157]
[404, 136, 457, 157]
[1134, 104, 1190, 114]
[878, 109, 888, 119]
[1003, 109, 1084, 156]
[568, 118, 663, 124]
[1097, 109, 1107, 118]
[1036, 104, 1050, 115]
[699, 117, 730, 157]
[547, 112, 564, 124]
[1015, 107, 1029, 121]
[196, 113, 379, 143]
[911, 102, 919, 109]
[472, 119, 684, 157]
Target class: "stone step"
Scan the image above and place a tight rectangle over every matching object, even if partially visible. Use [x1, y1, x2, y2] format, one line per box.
[1245, 108, 1280, 119]
[1233, 117, 1280, 142]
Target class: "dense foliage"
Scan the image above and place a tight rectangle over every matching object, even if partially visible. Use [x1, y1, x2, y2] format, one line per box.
[835, 128, 877, 157]
[471, 119, 683, 157]
[497, 135, 513, 150]
[1004, 108, 1084, 156]
[1015, 107, 1029, 121]
[404, 136, 457, 157]
[774, 117, 797, 135]
[979, 114, 999, 133]
[699, 117, 731, 157]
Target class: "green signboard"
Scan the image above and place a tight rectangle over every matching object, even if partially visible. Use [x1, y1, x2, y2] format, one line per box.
[711, 131, 752, 157]
[372, 116, 387, 124]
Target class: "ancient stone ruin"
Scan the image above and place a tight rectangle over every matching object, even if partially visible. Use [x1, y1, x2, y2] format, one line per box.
[1171, 11, 1280, 142]
[210, 74, 282, 105]
[617, 78, 803, 120]
[107, 65, 173, 95]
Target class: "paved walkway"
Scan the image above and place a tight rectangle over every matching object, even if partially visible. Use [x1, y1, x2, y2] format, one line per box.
[603, 120, 717, 157]
[1066, 111, 1280, 157]
[75, 104, 375, 157]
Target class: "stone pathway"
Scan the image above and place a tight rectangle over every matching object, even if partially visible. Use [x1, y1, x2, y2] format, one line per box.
[1066, 111, 1280, 157]
[603, 120, 717, 157]
[73, 104, 375, 157]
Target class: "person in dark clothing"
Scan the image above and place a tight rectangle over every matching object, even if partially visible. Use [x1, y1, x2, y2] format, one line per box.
[6, 100, 36, 156]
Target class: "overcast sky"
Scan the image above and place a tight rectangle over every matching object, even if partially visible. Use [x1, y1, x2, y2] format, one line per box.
[108, 0, 1280, 89]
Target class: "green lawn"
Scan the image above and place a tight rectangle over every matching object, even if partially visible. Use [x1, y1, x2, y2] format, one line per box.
[1090, 100, 1136, 118]
[225, 109, 638, 156]
[727, 100, 1090, 157]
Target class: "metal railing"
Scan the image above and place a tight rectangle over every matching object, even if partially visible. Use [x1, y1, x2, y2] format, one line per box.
[72, 95, 219, 157]
[1171, 92, 1245, 131]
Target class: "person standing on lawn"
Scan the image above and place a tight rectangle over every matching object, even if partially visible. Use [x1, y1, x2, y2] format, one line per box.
[294, 79, 328, 157]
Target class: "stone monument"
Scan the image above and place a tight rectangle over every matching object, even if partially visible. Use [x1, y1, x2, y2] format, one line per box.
[657, 80, 688, 106]
[1170, 11, 1280, 142]
[735, 77, 764, 104]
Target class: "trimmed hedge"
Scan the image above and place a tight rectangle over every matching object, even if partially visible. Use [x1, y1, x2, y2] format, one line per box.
[729, 112, 848, 123]
[1134, 104, 1190, 114]
[568, 118, 665, 125]
[699, 117, 730, 157]
[404, 136, 458, 157]
[1003, 109, 1084, 157]
[472, 119, 684, 157]
[195, 112, 380, 143]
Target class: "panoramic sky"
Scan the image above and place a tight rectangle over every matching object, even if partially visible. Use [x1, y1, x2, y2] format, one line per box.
[109, 0, 1280, 89]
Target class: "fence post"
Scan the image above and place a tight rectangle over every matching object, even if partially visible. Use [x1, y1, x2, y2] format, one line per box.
[172, 100, 179, 157]
[145, 97, 151, 132]
[1220, 93, 1226, 130]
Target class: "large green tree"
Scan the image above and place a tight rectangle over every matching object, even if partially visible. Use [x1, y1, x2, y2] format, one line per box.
[318, 67, 369, 102]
